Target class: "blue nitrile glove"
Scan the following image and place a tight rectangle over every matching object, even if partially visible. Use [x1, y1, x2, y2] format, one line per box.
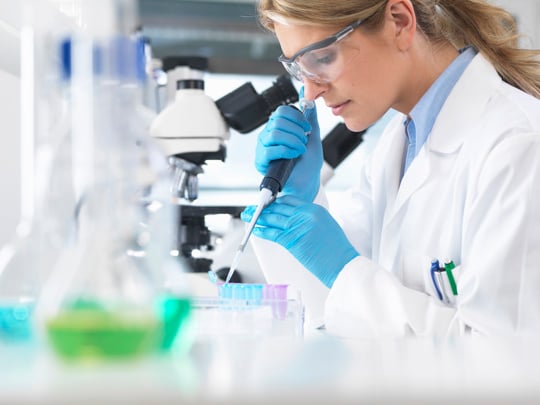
[242, 195, 359, 288]
[255, 89, 322, 202]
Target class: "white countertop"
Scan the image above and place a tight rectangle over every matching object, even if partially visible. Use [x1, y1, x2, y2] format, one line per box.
[2, 333, 540, 404]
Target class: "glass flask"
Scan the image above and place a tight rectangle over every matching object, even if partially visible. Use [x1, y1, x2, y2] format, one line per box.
[31, 0, 192, 361]
[0, 1, 82, 343]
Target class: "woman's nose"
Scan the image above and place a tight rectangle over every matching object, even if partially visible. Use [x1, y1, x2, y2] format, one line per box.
[301, 79, 326, 102]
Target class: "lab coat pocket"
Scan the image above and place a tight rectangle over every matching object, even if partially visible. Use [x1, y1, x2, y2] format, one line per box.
[401, 250, 435, 295]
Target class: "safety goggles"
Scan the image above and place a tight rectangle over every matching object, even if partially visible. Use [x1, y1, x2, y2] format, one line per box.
[278, 19, 364, 84]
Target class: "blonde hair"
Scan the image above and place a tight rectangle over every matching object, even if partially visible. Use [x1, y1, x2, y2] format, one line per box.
[258, 0, 540, 98]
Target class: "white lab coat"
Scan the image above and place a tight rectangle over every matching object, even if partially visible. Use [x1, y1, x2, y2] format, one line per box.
[252, 53, 540, 338]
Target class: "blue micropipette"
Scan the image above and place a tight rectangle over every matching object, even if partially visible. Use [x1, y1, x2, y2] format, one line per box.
[224, 99, 315, 284]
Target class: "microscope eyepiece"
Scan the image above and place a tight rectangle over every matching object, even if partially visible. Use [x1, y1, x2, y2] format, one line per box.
[215, 75, 299, 134]
[259, 74, 298, 114]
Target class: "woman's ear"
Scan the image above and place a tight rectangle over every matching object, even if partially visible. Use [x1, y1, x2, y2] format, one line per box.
[386, 0, 416, 51]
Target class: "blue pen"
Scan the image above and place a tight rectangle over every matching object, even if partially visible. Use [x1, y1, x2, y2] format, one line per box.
[430, 259, 443, 301]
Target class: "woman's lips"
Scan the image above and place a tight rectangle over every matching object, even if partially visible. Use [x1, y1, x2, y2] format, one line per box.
[330, 100, 350, 116]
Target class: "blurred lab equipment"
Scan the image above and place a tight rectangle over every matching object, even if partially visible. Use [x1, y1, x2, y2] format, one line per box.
[150, 57, 299, 279]
[28, 0, 192, 361]
[0, 0, 82, 343]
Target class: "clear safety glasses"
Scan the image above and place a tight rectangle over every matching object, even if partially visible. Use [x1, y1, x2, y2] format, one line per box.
[278, 19, 363, 84]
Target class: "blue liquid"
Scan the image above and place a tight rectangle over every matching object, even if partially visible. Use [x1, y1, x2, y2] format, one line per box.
[0, 302, 34, 341]
[216, 283, 289, 319]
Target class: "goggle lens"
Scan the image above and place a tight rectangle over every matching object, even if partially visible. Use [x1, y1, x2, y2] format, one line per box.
[279, 18, 360, 85]
[281, 40, 344, 84]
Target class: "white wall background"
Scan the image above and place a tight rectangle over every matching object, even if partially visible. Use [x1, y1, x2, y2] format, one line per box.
[493, 0, 540, 49]
[0, 0, 539, 247]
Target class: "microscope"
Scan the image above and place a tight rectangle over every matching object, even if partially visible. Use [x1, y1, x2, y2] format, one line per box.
[150, 56, 299, 281]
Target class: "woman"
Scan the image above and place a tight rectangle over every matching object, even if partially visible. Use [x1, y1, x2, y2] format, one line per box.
[242, 0, 540, 337]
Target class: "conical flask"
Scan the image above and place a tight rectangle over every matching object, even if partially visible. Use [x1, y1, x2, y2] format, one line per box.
[0, 1, 83, 343]
[32, 0, 192, 361]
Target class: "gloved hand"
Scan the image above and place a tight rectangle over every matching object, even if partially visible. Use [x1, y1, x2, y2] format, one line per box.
[242, 195, 359, 288]
[255, 88, 322, 202]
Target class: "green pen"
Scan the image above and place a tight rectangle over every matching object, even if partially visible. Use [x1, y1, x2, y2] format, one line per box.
[444, 260, 458, 296]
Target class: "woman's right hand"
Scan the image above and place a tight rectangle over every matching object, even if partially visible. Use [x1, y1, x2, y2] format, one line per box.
[255, 100, 322, 202]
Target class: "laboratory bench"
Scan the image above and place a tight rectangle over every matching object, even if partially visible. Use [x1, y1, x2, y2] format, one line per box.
[2, 333, 540, 405]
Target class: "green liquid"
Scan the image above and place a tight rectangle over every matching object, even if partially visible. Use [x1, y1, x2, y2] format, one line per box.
[46, 296, 192, 360]
[157, 296, 191, 351]
[46, 307, 161, 361]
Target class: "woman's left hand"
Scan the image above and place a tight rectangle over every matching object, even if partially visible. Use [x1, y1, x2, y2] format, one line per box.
[241, 195, 359, 288]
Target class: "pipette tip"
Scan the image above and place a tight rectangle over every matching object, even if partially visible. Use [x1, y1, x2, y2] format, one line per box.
[225, 249, 242, 284]
[225, 188, 273, 284]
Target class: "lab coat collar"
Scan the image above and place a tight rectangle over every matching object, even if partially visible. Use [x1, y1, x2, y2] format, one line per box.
[427, 53, 502, 154]
[382, 54, 501, 229]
